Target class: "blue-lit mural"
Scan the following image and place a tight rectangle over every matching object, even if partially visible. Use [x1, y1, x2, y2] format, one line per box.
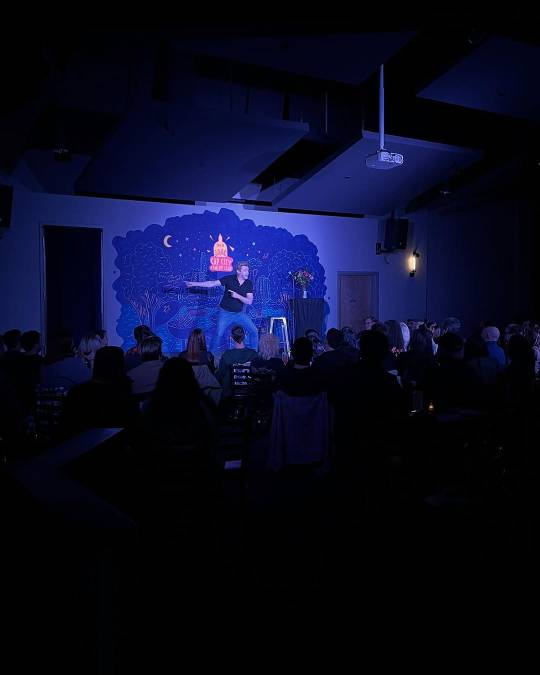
[113, 208, 327, 352]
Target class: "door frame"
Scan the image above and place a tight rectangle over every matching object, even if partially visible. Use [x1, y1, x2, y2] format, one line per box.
[338, 271, 379, 329]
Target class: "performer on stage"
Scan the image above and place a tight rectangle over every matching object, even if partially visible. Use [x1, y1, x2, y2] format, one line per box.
[185, 261, 258, 353]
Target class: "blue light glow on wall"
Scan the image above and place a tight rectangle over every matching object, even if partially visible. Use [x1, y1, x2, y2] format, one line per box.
[113, 208, 327, 352]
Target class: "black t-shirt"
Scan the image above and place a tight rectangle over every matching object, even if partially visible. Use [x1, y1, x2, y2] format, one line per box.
[219, 275, 254, 313]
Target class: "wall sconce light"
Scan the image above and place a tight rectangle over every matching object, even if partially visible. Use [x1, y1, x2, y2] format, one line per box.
[408, 249, 420, 277]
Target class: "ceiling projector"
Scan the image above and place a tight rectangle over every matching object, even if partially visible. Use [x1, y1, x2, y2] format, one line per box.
[365, 149, 404, 170]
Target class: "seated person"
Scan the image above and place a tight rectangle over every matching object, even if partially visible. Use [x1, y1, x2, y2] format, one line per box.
[78, 332, 102, 371]
[63, 346, 139, 434]
[423, 332, 482, 411]
[313, 328, 359, 373]
[128, 336, 166, 395]
[251, 333, 285, 374]
[481, 326, 506, 367]
[41, 330, 90, 390]
[141, 357, 216, 454]
[216, 325, 258, 398]
[179, 328, 216, 373]
[400, 324, 435, 389]
[125, 325, 154, 371]
[305, 328, 325, 358]
[275, 337, 324, 397]
[333, 331, 408, 470]
[312, 328, 359, 398]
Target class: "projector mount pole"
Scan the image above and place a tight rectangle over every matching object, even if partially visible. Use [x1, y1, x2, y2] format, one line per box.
[379, 64, 385, 151]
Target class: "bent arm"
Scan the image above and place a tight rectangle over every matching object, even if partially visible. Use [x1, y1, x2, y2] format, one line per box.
[231, 292, 253, 306]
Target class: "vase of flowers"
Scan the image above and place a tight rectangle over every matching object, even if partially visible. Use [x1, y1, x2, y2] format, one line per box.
[292, 269, 314, 298]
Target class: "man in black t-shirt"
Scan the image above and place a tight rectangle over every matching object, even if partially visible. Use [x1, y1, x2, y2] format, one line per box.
[186, 261, 258, 353]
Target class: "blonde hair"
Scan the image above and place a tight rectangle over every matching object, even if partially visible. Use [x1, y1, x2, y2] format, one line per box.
[258, 333, 280, 360]
[78, 333, 102, 368]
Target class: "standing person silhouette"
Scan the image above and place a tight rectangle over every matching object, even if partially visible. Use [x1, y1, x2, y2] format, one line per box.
[186, 260, 258, 354]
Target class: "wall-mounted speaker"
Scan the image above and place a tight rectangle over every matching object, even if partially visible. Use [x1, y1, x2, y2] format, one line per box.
[383, 217, 408, 250]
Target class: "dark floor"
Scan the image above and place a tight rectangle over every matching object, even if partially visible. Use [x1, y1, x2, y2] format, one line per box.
[3, 415, 539, 672]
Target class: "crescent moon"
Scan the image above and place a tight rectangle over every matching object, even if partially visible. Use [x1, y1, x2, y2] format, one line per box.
[163, 235, 173, 248]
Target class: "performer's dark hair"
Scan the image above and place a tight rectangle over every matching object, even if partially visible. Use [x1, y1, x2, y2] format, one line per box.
[236, 260, 249, 271]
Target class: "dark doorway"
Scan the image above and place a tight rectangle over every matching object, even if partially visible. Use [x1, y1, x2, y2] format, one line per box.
[43, 226, 102, 350]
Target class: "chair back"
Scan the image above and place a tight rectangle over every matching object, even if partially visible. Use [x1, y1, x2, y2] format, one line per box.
[231, 361, 253, 398]
[268, 390, 333, 471]
[34, 384, 68, 442]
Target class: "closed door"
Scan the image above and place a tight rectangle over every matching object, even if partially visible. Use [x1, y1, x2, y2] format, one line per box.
[339, 273, 378, 332]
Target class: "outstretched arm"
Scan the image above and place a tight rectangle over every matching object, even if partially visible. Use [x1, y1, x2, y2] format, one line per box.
[185, 280, 222, 289]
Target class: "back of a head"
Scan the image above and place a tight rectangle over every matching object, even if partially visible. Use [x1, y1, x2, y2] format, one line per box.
[442, 317, 461, 334]
[409, 326, 434, 356]
[437, 332, 464, 359]
[134, 324, 153, 345]
[153, 357, 200, 404]
[305, 328, 320, 343]
[258, 333, 280, 360]
[140, 336, 163, 362]
[341, 326, 358, 349]
[481, 326, 500, 343]
[79, 333, 102, 358]
[231, 325, 245, 345]
[371, 321, 388, 336]
[385, 320, 404, 351]
[21, 330, 41, 353]
[96, 329, 108, 346]
[505, 323, 521, 337]
[400, 322, 411, 350]
[360, 330, 389, 364]
[3, 329, 21, 351]
[187, 328, 206, 360]
[364, 316, 376, 331]
[326, 328, 343, 350]
[92, 346, 126, 382]
[292, 337, 313, 366]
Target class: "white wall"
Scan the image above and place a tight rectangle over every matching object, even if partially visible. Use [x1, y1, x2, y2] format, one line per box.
[0, 190, 428, 341]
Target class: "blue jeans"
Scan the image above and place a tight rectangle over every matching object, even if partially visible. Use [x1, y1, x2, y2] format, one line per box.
[212, 309, 259, 353]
